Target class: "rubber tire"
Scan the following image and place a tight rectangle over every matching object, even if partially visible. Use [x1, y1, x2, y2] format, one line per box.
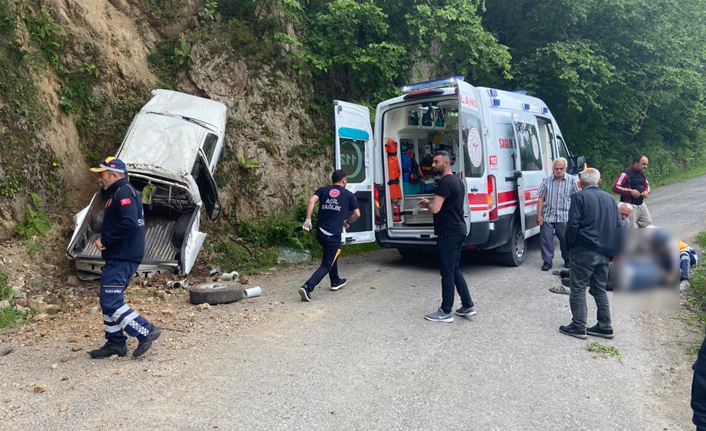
[496, 221, 526, 267]
[189, 282, 243, 305]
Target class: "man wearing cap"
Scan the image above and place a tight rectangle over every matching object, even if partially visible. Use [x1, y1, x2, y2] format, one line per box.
[88, 157, 161, 359]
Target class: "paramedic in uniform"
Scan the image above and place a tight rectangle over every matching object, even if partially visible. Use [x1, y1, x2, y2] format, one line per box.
[612, 155, 652, 227]
[537, 157, 579, 271]
[300, 169, 360, 302]
[88, 157, 161, 359]
[418, 150, 475, 323]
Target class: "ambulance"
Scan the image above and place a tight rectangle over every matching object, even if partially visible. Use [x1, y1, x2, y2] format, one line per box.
[334, 76, 585, 266]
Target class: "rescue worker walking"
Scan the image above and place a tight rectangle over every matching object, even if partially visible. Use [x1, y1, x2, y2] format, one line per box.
[88, 157, 161, 359]
[299, 169, 360, 302]
[612, 155, 652, 227]
[537, 157, 579, 271]
[418, 150, 475, 323]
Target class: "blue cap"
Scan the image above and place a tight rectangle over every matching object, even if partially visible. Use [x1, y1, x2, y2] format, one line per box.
[90, 156, 127, 174]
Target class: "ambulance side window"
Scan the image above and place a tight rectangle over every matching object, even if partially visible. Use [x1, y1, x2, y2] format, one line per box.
[461, 113, 484, 177]
[339, 137, 366, 183]
[556, 136, 575, 172]
[518, 123, 542, 171]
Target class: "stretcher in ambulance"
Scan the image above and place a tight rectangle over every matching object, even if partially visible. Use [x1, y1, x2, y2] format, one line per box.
[334, 77, 585, 266]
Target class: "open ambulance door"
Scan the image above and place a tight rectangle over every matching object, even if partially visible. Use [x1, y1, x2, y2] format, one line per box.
[512, 113, 543, 239]
[333, 100, 376, 244]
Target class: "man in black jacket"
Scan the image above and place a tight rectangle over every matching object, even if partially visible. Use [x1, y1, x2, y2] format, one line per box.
[88, 157, 161, 359]
[560, 168, 622, 339]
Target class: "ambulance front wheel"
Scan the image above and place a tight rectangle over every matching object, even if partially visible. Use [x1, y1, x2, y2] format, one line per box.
[497, 223, 526, 267]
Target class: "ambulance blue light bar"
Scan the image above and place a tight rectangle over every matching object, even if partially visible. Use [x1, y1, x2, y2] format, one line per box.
[400, 76, 465, 93]
[542, 107, 549, 114]
[523, 103, 530, 111]
[489, 89, 498, 97]
[492, 99, 501, 107]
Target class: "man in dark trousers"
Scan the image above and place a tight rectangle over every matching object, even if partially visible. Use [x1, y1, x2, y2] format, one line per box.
[612, 155, 652, 227]
[692, 330, 706, 430]
[88, 157, 161, 359]
[418, 150, 475, 323]
[560, 168, 622, 339]
[537, 157, 579, 271]
[300, 169, 360, 302]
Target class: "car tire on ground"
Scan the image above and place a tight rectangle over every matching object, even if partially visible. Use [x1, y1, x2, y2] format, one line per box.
[496, 220, 526, 267]
[189, 281, 243, 305]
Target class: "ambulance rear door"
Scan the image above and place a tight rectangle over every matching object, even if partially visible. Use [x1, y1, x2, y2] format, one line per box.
[512, 112, 543, 239]
[457, 82, 488, 231]
[334, 100, 376, 244]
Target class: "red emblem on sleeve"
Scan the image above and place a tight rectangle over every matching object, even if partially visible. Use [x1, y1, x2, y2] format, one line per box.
[120, 198, 131, 205]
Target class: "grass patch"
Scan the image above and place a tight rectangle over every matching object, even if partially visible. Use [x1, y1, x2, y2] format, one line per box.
[650, 163, 706, 189]
[15, 193, 52, 239]
[687, 342, 701, 356]
[0, 270, 12, 301]
[0, 306, 37, 330]
[587, 341, 622, 359]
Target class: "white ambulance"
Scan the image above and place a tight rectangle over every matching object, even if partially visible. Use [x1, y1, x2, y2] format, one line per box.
[334, 76, 585, 266]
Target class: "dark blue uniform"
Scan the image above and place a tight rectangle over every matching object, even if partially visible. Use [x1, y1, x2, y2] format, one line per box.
[99, 178, 154, 344]
[303, 185, 358, 291]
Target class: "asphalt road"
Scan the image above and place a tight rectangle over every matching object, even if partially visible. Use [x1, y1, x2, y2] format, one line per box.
[2, 175, 706, 430]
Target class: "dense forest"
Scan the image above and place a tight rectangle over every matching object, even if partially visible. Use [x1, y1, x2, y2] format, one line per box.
[219, 0, 706, 183]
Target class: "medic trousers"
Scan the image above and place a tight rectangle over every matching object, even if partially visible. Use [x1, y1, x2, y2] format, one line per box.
[100, 260, 153, 345]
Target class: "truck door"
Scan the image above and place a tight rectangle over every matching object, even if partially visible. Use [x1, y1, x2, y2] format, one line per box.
[512, 113, 543, 239]
[334, 100, 376, 244]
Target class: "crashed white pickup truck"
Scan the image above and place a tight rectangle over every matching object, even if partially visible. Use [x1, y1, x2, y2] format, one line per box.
[67, 90, 225, 280]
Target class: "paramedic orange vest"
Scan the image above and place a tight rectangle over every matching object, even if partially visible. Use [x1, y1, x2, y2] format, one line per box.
[385, 138, 402, 200]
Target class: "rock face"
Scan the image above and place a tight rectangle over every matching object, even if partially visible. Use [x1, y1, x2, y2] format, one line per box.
[186, 40, 330, 220]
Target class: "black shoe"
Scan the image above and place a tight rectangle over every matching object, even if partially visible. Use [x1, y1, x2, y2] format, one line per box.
[133, 326, 162, 358]
[587, 325, 614, 339]
[541, 263, 552, 271]
[455, 306, 477, 317]
[559, 323, 587, 340]
[330, 278, 347, 291]
[564, 260, 570, 268]
[89, 342, 127, 359]
[561, 277, 570, 287]
[560, 269, 571, 278]
[299, 286, 312, 302]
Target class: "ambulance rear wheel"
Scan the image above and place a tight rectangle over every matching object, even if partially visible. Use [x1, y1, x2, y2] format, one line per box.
[497, 224, 526, 267]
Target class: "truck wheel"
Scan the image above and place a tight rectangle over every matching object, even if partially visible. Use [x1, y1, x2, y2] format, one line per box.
[497, 223, 526, 267]
[189, 281, 243, 305]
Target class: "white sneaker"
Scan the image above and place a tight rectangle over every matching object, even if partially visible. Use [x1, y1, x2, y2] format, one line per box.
[680, 280, 691, 292]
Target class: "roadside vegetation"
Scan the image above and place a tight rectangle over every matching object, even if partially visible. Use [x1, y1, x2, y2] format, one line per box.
[685, 232, 706, 324]
[587, 341, 622, 360]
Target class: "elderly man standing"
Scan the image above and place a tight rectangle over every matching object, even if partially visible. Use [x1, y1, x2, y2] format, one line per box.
[537, 158, 579, 271]
[560, 168, 622, 340]
[612, 155, 652, 227]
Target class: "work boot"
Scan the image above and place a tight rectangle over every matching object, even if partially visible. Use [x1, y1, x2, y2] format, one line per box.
[133, 326, 162, 358]
[89, 342, 127, 359]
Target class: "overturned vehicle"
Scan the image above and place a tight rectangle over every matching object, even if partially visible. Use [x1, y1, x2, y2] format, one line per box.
[67, 90, 225, 280]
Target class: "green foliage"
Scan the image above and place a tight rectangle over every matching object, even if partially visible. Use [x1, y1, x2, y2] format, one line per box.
[24, 239, 42, 259]
[24, 8, 65, 65]
[148, 38, 191, 86]
[696, 232, 706, 250]
[0, 175, 21, 198]
[238, 155, 260, 170]
[686, 231, 706, 326]
[0, 270, 12, 301]
[0, 306, 37, 330]
[587, 341, 621, 359]
[204, 0, 218, 18]
[485, 0, 706, 184]
[16, 193, 52, 240]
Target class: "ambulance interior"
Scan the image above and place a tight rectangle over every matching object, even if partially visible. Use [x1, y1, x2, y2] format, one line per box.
[382, 100, 460, 228]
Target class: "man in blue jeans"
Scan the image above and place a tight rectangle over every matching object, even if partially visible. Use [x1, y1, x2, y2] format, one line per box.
[299, 170, 360, 302]
[418, 151, 475, 323]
